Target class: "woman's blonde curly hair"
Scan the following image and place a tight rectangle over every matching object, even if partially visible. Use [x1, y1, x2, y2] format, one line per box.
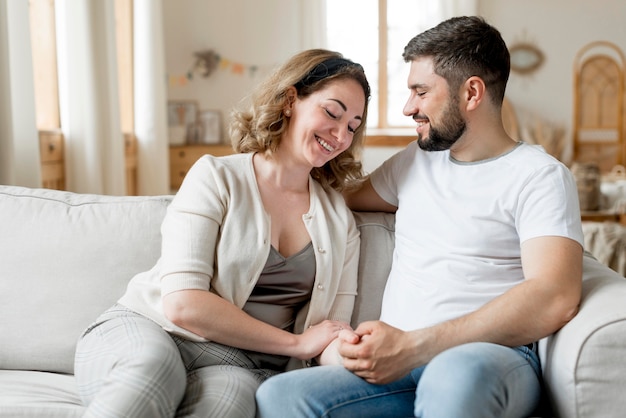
[229, 49, 370, 192]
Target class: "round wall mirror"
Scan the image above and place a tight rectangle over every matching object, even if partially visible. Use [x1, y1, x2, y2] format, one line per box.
[509, 43, 544, 74]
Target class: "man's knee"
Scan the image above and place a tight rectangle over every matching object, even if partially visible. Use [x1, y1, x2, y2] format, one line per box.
[415, 343, 540, 418]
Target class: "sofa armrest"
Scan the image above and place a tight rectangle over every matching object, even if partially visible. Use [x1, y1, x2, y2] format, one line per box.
[541, 252, 626, 417]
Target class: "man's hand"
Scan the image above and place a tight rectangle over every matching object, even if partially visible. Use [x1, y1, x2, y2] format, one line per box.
[338, 321, 423, 384]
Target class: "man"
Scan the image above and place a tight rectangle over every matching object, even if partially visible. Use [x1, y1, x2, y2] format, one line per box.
[256, 16, 584, 418]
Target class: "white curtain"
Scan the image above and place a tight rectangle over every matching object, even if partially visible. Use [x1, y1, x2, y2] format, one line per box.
[0, 0, 41, 187]
[297, 0, 327, 50]
[437, 0, 477, 20]
[56, 0, 125, 194]
[134, 0, 169, 196]
[55, 0, 169, 195]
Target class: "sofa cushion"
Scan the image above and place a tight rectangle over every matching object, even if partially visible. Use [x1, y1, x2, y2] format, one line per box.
[0, 370, 82, 417]
[0, 186, 172, 374]
[351, 211, 395, 328]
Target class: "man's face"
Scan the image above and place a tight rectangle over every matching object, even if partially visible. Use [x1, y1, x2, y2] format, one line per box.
[403, 58, 466, 151]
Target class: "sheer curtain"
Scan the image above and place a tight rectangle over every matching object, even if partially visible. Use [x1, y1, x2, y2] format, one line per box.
[56, 0, 126, 194]
[134, 0, 169, 196]
[0, 0, 41, 188]
[0, 0, 175, 195]
[296, 0, 327, 49]
[438, 0, 477, 19]
[54, 0, 169, 195]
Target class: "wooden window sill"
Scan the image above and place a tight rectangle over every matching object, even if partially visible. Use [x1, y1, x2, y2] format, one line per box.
[364, 128, 416, 147]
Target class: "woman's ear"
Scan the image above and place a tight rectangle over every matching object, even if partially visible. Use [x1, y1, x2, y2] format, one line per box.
[284, 86, 297, 113]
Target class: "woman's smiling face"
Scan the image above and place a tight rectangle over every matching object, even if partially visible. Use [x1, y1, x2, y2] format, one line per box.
[285, 78, 366, 168]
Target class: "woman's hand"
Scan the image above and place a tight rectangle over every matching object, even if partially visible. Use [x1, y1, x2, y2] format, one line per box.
[293, 320, 354, 360]
[317, 328, 361, 365]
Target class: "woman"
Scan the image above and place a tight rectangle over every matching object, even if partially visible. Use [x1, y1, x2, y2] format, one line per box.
[74, 48, 370, 418]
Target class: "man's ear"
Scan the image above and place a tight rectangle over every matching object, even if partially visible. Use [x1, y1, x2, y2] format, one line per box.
[462, 76, 486, 111]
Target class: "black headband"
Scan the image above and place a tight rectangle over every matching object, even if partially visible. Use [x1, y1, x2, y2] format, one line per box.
[294, 58, 364, 91]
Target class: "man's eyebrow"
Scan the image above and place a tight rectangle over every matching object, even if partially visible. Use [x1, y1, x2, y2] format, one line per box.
[409, 82, 429, 90]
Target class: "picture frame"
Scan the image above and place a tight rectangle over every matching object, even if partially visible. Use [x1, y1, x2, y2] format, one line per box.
[167, 100, 199, 144]
[198, 110, 222, 144]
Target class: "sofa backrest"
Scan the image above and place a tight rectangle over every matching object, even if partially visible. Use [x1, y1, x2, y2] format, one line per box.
[0, 185, 398, 375]
[350, 211, 395, 328]
[0, 186, 172, 374]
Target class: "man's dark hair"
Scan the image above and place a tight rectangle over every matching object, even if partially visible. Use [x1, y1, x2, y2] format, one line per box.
[403, 16, 510, 105]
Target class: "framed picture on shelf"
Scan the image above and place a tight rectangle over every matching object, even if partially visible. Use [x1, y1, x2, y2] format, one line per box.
[198, 110, 222, 144]
[167, 100, 198, 145]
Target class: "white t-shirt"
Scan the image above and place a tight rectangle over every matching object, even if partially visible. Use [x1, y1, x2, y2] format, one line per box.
[370, 141, 584, 331]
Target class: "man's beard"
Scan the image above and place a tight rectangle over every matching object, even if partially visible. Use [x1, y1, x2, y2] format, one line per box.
[417, 99, 466, 152]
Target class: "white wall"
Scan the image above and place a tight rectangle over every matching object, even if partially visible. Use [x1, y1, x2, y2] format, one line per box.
[163, 0, 321, 142]
[480, 0, 626, 162]
[163, 0, 626, 168]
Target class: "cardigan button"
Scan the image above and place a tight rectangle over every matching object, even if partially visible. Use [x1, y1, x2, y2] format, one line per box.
[318, 247, 326, 253]
[317, 284, 324, 290]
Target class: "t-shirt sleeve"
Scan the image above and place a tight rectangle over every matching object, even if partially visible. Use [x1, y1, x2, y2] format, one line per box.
[516, 163, 584, 247]
[370, 144, 416, 207]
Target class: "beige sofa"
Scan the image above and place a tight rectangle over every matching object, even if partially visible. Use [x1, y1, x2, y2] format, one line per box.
[1, 185, 626, 417]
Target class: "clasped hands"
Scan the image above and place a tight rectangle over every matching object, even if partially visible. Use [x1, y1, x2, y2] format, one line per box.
[325, 320, 419, 385]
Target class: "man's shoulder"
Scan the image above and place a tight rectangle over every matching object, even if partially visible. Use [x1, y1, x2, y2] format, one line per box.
[505, 143, 567, 175]
[512, 142, 560, 164]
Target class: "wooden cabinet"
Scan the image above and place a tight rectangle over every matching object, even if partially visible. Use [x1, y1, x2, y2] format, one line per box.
[39, 131, 137, 194]
[169, 144, 234, 190]
[39, 130, 65, 190]
[124, 133, 138, 195]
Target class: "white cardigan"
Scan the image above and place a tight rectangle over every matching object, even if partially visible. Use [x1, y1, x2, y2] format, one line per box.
[119, 153, 359, 344]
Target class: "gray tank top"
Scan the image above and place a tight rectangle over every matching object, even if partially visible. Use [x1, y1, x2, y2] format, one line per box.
[243, 242, 316, 332]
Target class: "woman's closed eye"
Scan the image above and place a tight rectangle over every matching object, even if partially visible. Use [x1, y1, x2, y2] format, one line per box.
[325, 108, 358, 134]
[325, 108, 338, 119]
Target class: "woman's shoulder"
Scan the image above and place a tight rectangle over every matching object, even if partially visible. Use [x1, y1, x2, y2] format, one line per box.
[191, 152, 253, 176]
[197, 152, 251, 166]
[176, 152, 255, 196]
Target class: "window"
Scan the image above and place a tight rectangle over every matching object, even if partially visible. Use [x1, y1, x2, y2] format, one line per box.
[28, 0, 137, 194]
[326, 0, 441, 129]
[29, 0, 60, 130]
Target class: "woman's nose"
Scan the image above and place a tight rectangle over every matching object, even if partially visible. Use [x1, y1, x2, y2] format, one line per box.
[336, 127, 353, 147]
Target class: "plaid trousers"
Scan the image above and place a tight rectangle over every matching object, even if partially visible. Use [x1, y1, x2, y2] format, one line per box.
[75, 304, 283, 418]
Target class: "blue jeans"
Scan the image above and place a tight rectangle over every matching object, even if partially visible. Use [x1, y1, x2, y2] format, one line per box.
[256, 342, 541, 418]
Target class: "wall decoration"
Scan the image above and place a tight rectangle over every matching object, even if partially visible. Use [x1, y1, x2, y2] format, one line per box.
[190, 49, 259, 79]
[198, 110, 222, 144]
[167, 49, 264, 87]
[193, 50, 221, 77]
[509, 42, 544, 74]
[167, 100, 198, 144]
